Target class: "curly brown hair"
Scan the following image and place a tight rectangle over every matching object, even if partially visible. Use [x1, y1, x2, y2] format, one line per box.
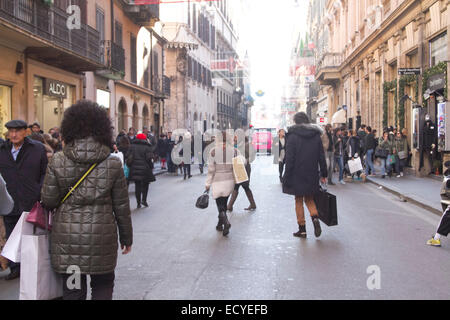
[61, 100, 113, 147]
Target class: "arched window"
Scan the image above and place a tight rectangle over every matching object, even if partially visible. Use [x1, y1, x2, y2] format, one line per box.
[118, 98, 127, 133]
[132, 103, 139, 130]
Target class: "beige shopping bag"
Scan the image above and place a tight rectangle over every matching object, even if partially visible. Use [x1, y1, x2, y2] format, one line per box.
[232, 156, 249, 184]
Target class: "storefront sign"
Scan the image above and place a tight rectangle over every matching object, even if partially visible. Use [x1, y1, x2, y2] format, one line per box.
[428, 74, 446, 92]
[398, 68, 421, 75]
[44, 79, 68, 98]
[317, 117, 328, 125]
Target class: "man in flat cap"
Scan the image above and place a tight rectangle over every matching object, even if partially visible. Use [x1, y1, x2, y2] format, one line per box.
[0, 120, 48, 280]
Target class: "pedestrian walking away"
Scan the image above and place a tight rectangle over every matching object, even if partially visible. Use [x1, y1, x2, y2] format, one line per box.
[41, 100, 133, 300]
[0, 119, 48, 280]
[205, 131, 239, 236]
[127, 133, 156, 208]
[227, 135, 257, 212]
[282, 112, 328, 239]
[427, 206, 450, 247]
[333, 128, 345, 185]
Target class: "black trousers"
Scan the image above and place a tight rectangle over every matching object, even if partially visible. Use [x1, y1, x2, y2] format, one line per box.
[216, 196, 229, 213]
[3, 214, 20, 272]
[135, 180, 149, 204]
[61, 272, 115, 300]
[279, 162, 285, 178]
[183, 163, 191, 176]
[437, 207, 450, 237]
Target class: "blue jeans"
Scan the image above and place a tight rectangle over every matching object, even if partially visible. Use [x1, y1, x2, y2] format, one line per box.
[365, 149, 375, 175]
[334, 155, 344, 181]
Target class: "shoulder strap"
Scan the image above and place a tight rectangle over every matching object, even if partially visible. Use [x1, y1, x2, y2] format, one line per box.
[60, 162, 98, 205]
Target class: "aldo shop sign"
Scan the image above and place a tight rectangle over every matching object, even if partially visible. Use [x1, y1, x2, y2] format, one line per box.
[44, 79, 68, 99]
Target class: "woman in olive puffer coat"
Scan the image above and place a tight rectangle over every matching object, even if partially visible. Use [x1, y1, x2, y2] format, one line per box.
[41, 100, 132, 300]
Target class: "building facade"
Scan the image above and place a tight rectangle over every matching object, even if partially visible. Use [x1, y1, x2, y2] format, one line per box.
[309, 0, 450, 175]
[0, 0, 167, 137]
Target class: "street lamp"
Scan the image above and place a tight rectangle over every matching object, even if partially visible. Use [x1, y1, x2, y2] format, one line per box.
[400, 94, 422, 108]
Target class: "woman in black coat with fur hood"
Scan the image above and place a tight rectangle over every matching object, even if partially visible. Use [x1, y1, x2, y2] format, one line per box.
[282, 112, 328, 239]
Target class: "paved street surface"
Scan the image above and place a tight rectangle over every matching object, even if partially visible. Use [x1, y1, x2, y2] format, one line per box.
[1, 156, 450, 299]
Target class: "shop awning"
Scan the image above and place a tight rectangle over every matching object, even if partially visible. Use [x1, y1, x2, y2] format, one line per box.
[331, 109, 347, 124]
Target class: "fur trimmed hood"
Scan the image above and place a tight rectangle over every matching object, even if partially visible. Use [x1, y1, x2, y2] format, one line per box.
[287, 123, 323, 139]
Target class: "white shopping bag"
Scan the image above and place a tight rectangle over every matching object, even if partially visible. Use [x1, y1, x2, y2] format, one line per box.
[347, 157, 363, 174]
[0, 211, 46, 263]
[19, 234, 63, 300]
[232, 155, 249, 184]
[110, 152, 124, 166]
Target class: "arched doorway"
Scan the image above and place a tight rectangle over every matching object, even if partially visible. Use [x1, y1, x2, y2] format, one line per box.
[118, 98, 127, 133]
[132, 103, 139, 130]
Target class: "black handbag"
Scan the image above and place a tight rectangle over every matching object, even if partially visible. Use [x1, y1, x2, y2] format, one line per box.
[374, 147, 389, 159]
[313, 187, 338, 226]
[195, 190, 209, 209]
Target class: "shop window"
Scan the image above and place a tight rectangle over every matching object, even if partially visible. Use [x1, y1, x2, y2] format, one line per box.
[118, 99, 127, 133]
[33, 76, 74, 133]
[0, 85, 12, 139]
[430, 33, 447, 67]
[143, 105, 149, 128]
[132, 103, 139, 130]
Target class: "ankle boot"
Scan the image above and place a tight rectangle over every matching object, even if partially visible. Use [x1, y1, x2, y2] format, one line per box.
[293, 224, 307, 238]
[227, 190, 239, 212]
[222, 211, 231, 236]
[216, 213, 224, 231]
[244, 189, 257, 211]
[311, 216, 322, 238]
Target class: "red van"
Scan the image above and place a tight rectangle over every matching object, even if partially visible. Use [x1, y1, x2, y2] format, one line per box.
[252, 130, 273, 154]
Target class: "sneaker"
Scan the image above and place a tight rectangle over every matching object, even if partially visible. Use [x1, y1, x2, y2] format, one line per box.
[396, 175, 401, 178]
[4, 268, 20, 281]
[339, 180, 346, 185]
[426, 238, 441, 247]
[400, 172, 404, 177]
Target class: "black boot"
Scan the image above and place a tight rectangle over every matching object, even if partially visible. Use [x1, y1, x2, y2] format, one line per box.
[221, 211, 231, 236]
[312, 216, 322, 238]
[216, 213, 224, 231]
[293, 224, 307, 238]
[227, 190, 239, 212]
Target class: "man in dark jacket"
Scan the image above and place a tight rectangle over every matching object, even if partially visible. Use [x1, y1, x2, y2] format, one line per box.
[167, 131, 176, 173]
[364, 126, 377, 176]
[358, 124, 367, 157]
[333, 128, 345, 184]
[421, 115, 438, 174]
[0, 120, 48, 280]
[282, 112, 327, 239]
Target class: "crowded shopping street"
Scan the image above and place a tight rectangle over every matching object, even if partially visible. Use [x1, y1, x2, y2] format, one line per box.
[1, 155, 449, 300]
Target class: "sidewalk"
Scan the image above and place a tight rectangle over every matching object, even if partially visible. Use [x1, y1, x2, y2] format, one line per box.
[366, 173, 442, 215]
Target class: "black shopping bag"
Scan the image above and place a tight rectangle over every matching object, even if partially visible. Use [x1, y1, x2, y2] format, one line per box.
[195, 190, 209, 209]
[313, 188, 338, 226]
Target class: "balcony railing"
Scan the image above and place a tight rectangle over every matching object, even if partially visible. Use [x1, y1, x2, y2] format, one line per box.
[0, 0, 101, 64]
[317, 52, 343, 70]
[122, 1, 159, 26]
[102, 41, 125, 74]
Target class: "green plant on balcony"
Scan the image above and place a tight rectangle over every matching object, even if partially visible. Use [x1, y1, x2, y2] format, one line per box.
[422, 61, 448, 109]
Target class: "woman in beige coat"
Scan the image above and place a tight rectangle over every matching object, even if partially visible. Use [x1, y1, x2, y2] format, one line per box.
[205, 131, 239, 236]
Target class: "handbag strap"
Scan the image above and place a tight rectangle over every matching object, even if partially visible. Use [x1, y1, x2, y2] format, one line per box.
[60, 162, 98, 205]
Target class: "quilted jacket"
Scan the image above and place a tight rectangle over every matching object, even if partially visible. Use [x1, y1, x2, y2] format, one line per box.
[41, 137, 132, 275]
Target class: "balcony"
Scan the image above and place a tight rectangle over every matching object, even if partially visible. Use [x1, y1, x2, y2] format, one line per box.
[315, 52, 343, 85]
[121, 1, 159, 27]
[96, 41, 125, 80]
[0, 0, 103, 73]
